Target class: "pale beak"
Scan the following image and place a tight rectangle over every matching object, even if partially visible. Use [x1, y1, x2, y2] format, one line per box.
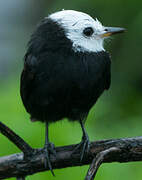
[101, 27, 126, 37]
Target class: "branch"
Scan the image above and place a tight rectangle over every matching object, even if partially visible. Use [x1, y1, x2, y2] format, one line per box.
[85, 147, 120, 180]
[1, 122, 142, 179]
[0, 122, 34, 156]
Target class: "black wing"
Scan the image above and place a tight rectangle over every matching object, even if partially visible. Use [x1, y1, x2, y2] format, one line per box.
[20, 51, 71, 120]
[20, 54, 38, 113]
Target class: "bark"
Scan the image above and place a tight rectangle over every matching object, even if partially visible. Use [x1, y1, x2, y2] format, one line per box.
[1, 122, 142, 179]
[0, 137, 142, 179]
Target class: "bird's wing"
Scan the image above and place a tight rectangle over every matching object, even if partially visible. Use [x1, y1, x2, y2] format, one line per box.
[20, 52, 67, 110]
[20, 54, 38, 110]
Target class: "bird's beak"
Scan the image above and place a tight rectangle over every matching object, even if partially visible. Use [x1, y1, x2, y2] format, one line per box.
[101, 27, 126, 38]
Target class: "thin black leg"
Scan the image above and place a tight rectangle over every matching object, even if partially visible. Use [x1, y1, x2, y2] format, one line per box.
[72, 120, 90, 161]
[43, 122, 56, 176]
[80, 120, 87, 138]
[45, 121, 49, 147]
[79, 120, 90, 161]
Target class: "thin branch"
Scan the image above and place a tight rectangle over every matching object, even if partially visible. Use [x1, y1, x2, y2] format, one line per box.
[0, 121, 34, 156]
[85, 147, 120, 180]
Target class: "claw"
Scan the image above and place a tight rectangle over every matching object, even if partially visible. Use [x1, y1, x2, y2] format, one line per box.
[73, 133, 90, 161]
[80, 135, 90, 161]
[43, 122, 56, 176]
[43, 142, 56, 176]
[72, 120, 90, 161]
[48, 142, 57, 157]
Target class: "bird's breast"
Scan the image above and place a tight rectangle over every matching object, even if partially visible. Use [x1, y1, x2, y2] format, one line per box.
[57, 51, 111, 106]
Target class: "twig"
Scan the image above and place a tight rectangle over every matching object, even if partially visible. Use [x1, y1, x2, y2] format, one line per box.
[0, 121, 34, 156]
[85, 147, 120, 180]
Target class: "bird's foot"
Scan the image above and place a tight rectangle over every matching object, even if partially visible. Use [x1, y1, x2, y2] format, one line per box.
[73, 133, 90, 162]
[43, 142, 56, 176]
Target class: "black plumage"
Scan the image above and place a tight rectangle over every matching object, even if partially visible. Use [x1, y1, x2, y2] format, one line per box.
[21, 18, 111, 123]
[20, 10, 124, 174]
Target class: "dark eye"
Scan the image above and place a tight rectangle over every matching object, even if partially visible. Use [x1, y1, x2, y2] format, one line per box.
[83, 27, 94, 37]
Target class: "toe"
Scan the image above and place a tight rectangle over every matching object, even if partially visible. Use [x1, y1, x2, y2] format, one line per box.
[48, 143, 57, 157]
[43, 147, 55, 176]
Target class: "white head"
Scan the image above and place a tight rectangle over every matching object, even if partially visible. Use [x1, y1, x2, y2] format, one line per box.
[49, 10, 125, 53]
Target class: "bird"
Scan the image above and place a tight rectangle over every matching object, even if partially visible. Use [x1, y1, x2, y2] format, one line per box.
[20, 10, 125, 174]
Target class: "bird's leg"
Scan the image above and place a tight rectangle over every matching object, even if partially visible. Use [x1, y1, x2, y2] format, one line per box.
[73, 120, 90, 161]
[79, 120, 90, 161]
[43, 122, 56, 176]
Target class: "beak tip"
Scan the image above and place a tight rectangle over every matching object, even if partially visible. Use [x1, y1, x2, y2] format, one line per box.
[120, 27, 126, 32]
[101, 26, 126, 38]
[105, 27, 126, 36]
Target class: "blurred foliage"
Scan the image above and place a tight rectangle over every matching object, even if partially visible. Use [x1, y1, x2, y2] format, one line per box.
[0, 0, 142, 179]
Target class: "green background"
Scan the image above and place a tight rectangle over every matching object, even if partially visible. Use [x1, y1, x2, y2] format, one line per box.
[0, 0, 142, 179]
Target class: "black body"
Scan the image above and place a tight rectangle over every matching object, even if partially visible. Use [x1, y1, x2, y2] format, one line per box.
[20, 18, 111, 123]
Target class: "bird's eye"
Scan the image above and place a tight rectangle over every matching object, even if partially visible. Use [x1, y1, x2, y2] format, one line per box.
[83, 27, 94, 37]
